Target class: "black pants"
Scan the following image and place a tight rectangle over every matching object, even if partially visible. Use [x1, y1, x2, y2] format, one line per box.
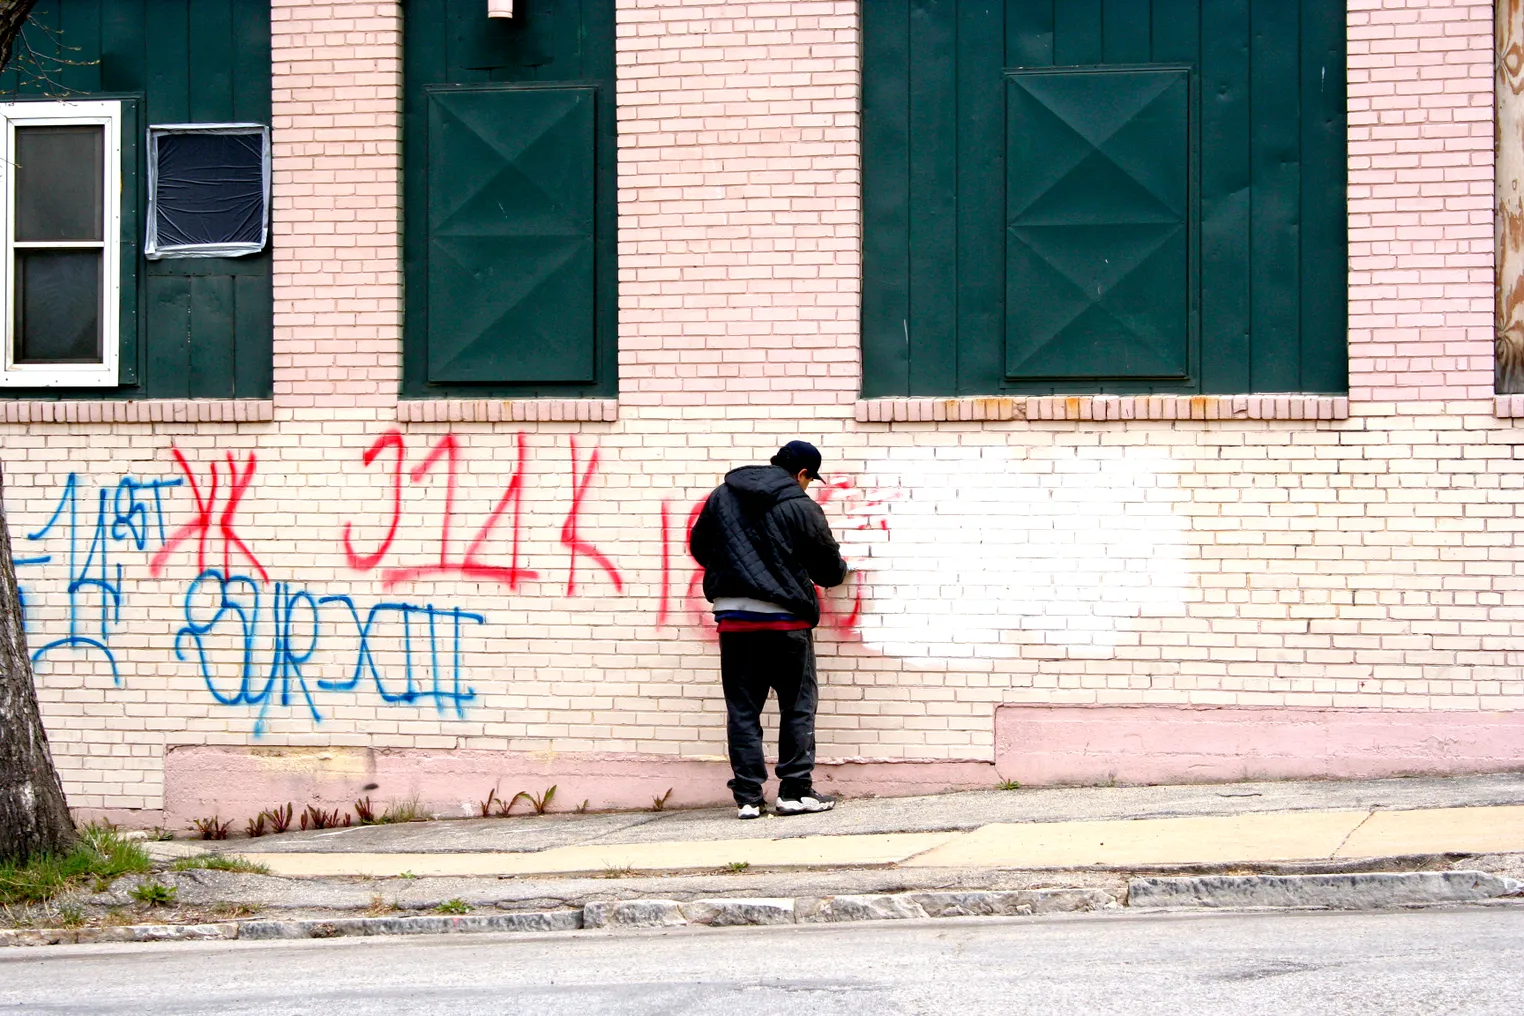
[719, 628, 817, 805]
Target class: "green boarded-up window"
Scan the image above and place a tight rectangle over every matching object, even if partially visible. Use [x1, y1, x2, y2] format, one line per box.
[405, 1, 616, 399]
[862, 1, 1347, 398]
[0, 0, 272, 401]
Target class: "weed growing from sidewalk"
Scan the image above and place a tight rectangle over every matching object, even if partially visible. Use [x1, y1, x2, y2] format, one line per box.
[599, 865, 637, 879]
[130, 881, 176, 907]
[354, 797, 379, 824]
[479, 788, 501, 818]
[650, 788, 673, 812]
[171, 855, 272, 875]
[725, 861, 750, 873]
[997, 779, 1021, 791]
[575, 800, 590, 814]
[0, 823, 150, 906]
[399, 871, 418, 880]
[55, 904, 85, 928]
[245, 813, 268, 838]
[434, 898, 471, 915]
[190, 817, 233, 840]
[148, 827, 176, 842]
[300, 806, 351, 831]
[263, 804, 294, 834]
[510, 786, 557, 816]
[378, 797, 426, 824]
[365, 895, 400, 916]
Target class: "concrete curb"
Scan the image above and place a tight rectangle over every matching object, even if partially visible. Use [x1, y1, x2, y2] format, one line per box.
[3, 873, 1519, 948]
[1128, 871, 1524, 910]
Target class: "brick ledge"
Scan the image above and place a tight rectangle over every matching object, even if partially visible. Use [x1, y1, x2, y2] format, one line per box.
[856, 394, 1350, 424]
[0, 399, 274, 424]
[397, 398, 618, 423]
[1495, 395, 1524, 418]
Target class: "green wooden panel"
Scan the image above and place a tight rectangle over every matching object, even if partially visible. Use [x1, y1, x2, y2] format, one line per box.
[860, 0, 912, 396]
[1198, 0, 1252, 392]
[233, 273, 273, 398]
[955, 0, 1007, 393]
[190, 0, 235, 123]
[144, 275, 191, 397]
[425, 85, 596, 384]
[1299, 0, 1348, 394]
[907, 0, 958, 394]
[1249, 1, 1301, 392]
[1053, 0, 1102, 66]
[189, 275, 235, 398]
[1102, 0, 1150, 63]
[116, 97, 141, 385]
[1006, 0, 1053, 68]
[1005, 68, 1189, 380]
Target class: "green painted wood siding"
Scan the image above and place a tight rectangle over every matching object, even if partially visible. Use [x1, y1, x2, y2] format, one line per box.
[1, 0, 272, 400]
[862, 0, 1347, 397]
[403, 0, 617, 399]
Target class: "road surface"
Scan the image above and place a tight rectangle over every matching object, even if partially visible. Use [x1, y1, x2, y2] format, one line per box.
[3, 907, 1521, 1015]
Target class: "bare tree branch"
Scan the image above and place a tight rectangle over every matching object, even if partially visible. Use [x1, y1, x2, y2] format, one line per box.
[0, 0, 39, 76]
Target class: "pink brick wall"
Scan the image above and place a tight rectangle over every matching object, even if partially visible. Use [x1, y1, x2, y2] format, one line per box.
[1347, 0, 1495, 402]
[616, 1, 861, 408]
[271, 0, 403, 412]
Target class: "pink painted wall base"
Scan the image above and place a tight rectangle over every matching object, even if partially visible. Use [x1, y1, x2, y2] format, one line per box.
[995, 705, 1524, 786]
[159, 746, 997, 827]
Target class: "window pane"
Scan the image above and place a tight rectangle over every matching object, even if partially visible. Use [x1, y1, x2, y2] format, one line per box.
[14, 249, 102, 363]
[15, 126, 104, 242]
[153, 132, 265, 248]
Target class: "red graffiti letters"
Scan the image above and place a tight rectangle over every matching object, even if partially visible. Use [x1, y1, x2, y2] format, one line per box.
[342, 428, 405, 572]
[150, 447, 268, 583]
[560, 438, 623, 596]
[459, 431, 538, 591]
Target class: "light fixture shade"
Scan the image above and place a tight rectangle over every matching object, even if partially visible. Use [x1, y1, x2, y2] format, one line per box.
[488, 0, 513, 17]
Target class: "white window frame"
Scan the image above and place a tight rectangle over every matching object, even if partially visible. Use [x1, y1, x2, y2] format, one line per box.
[0, 99, 121, 389]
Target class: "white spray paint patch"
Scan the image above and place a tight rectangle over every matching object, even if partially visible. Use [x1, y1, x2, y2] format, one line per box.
[843, 443, 1188, 659]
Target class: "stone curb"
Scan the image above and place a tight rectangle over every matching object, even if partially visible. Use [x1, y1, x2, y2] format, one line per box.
[1128, 871, 1524, 910]
[4, 874, 1519, 948]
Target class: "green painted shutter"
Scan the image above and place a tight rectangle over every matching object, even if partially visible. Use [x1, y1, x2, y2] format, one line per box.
[1004, 68, 1189, 381]
[425, 84, 596, 385]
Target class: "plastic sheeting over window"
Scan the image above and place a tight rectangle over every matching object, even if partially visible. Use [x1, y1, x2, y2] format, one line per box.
[145, 124, 269, 259]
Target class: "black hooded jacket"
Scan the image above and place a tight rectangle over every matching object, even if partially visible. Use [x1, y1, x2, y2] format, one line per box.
[689, 465, 849, 627]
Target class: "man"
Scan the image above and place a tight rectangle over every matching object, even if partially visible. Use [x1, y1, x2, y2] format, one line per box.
[689, 440, 850, 819]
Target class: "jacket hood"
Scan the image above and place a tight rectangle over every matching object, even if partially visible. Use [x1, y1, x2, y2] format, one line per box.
[723, 464, 808, 509]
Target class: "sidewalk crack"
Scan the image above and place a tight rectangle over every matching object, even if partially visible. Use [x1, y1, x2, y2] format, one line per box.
[1330, 808, 1377, 859]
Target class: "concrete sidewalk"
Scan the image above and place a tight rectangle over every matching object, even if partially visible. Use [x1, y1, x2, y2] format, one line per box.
[178, 772, 1524, 878]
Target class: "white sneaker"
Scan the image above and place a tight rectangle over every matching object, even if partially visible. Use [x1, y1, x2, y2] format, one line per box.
[737, 803, 763, 820]
[774, 791, 835, 816]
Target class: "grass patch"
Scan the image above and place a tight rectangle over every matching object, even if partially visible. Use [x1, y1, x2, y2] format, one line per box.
[379, 797, 426, 824]
[0, 824, 151, 907]
[433, 898, 471, 915]
[997, 779, 1021, 791]
[170, 855, 272, 875]
[598, 864, 637, 879]
[725, 861, 750, 873]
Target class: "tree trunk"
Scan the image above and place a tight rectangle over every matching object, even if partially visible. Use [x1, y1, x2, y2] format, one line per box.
[0, 463, 76, 862]
[1499, 1, 1524, 393]
[0, 1, 38, 75]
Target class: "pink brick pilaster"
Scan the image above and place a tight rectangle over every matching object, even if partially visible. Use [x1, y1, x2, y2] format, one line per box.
[615, 1, 862, 409]
[270, 1, 404, 413]
[1347, 0, 1495, 402]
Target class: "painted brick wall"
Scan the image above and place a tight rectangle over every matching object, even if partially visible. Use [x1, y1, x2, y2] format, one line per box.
[2, 1, 1522, 819]
[1348, 0, 1495, 401]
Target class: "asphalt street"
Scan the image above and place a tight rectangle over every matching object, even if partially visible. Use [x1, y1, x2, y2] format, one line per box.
[3, 906, 1522, 1015]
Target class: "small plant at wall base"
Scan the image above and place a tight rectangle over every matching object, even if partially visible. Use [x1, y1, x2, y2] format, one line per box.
[263, 804, 294, 835]
[650, 789, 673, 812]
[245, 814, 268, 838]
[379, 798, 425, 824]
[479, 788, 500, 818]
[509, 786, 557, 816]
[354, 797, 377, 825]
[300, 806, 350, 831]
[191, 817, 232, 841]
[997, 779, 1021, 791]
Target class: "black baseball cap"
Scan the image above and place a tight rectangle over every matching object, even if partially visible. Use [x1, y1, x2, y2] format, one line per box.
[771, 440, 823, 481]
